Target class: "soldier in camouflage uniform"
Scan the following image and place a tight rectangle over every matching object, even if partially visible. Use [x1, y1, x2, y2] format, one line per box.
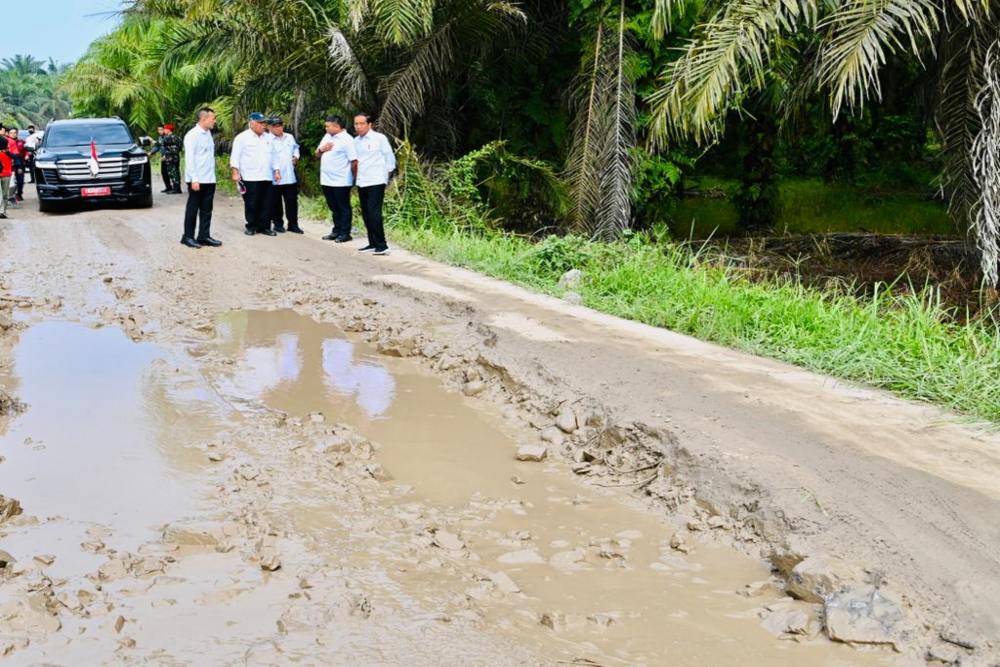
[160, 124, 183, 194]
[150, 125, 171, 193]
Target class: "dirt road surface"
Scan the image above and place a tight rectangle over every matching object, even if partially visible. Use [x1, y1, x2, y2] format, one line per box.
[1, 189, 998, 666]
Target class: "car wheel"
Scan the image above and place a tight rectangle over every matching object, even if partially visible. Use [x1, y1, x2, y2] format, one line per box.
[38, 198, 59, 213]
[132, 193, 154, 209]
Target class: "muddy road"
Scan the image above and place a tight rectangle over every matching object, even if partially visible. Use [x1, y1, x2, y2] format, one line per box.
[0, 190, 998, 665]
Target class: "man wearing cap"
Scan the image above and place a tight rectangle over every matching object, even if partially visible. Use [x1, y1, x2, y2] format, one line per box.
[181, 107, 222, 249]
[231, 112, 276, 237]
[161, 124, 183, 194]
[353, 113, 396, 255]
[150, 125, 168, 192]
[316, 115, 358, 243]
[268, 116, 303, 234]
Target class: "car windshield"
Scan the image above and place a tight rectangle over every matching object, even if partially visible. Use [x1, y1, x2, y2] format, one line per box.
[45, 124, 133, 148]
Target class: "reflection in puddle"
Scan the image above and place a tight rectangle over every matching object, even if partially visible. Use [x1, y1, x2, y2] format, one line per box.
[0, 321, 216, 546]
[216, 312, 395, 419]
[211, 311, 899, 667]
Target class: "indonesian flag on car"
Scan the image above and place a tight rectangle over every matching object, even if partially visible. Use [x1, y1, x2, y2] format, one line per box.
[88, 139, 100, 177]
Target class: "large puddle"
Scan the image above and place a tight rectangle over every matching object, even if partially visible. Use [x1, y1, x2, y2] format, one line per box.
[212, 310, 901, 666]
[0, 321, 223, 551]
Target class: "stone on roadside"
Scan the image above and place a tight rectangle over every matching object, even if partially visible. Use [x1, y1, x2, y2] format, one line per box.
[707, 515, 726, 530]
[0, 495, 23, 524]
[558, 269, 583, 290]
[207, 451, 225, 462]
[786, 554, 846, 604]
[670, 533, 691, 554]
[539, 427, 564, 446]
[823, 586, 903, 648]
[163, 521, 239, 548]
[498, 549, 545, 565]
[516, 445, 548, 462]
[490, 571, 521, 594]
[33, 555, 56, 567]
[760, 600, 820, 639]
[555, 406, 578, 434]
[432, 530, 465, 552]
[463, 381, 486, 397]
[0, 313, 14, 331]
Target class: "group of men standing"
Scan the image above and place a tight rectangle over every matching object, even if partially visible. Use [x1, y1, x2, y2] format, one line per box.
[177, 108, 395, 256]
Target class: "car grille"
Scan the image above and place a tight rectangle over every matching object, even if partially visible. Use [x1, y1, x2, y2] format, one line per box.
[56, 157, 128, 181]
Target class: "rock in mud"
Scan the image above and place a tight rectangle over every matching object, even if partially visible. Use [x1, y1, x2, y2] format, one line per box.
[0, 549, 16, 568]
[498, 549, 545, 565]
[163, 521, 239, 548]
[823, 586, 903, 648]
[0, 312, 14, 331]
[432, 530, 466, 552]
[256, 536, 282, 572]
[786, 554, 846, 604]
[377, 330, 421, 357]
[539, 427, 564, 446]
[463, 381, 486, 397]
[0, 593, 61, 635]
[0, 495, 24, 523]
[760, 600, 821, 639]
[555, 406, 578, 434]
[669, 533, 691, 554]
[0, 391, 25, 417]
[489, 571, 521, 594]
[515, 445, 548, 462]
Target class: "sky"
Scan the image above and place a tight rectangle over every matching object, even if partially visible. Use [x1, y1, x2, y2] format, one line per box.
[4, 0, 122, 66]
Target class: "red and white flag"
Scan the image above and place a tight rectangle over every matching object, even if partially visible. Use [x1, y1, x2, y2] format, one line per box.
[88, 139, 100, 177]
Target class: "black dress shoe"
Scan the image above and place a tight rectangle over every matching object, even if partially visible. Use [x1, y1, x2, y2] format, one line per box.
[197, 237, 222, 247]
[335, 236, 353, 243]
[168, 189, 183, 195]
[273, 226, 286, 233]
[260, 230, 278, 237]
[287, 227, 304, 234]
[244, 229, 256, 236]
[161, 188, 171, 193]
[180, 237, 202, 249]
[322, 233, 337, 241]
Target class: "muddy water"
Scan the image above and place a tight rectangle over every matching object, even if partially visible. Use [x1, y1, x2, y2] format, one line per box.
[0, 321, 222, 549]
[213, 310, 900, 667]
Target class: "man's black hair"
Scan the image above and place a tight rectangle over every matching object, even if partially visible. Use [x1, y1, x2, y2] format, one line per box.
[354, 112, 374, 124]
[325, 115, 346, 128]
[0, 137, 8, 150]
[196, 107, 215, 120]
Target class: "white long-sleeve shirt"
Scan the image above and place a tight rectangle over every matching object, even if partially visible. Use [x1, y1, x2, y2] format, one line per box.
[354, 130, 396, 187]
[183, 125, 216, 184]
[230, 128, 273, 182]
[269, 133, 300, 185]
[318, 131, 358, 187]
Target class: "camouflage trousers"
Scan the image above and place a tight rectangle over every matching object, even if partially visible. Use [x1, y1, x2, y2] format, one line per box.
[162, 159, 181, 192]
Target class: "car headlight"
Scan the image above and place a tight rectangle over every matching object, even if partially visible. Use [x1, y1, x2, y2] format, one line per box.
[34, 161, 57, 169]
[128, 156, 149, 165]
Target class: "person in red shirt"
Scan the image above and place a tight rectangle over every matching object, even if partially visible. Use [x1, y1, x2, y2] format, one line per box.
[0, 136, 13, 219]
[6, 129, 25, 203]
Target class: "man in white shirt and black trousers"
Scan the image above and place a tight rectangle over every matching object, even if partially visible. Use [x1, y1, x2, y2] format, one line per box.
[231, 112, 277, 237]
[267, 116, 303, 234]
[181, 107, 222, 249]
[316, 115, 358, 243]
[353, 113, 396, 256]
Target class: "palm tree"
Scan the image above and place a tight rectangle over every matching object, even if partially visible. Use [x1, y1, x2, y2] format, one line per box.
[647, 0, 1000, 283]
[1, 54, 47, 76]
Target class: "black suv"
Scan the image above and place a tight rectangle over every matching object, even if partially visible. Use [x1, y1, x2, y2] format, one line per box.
[33, 118, 153, 212]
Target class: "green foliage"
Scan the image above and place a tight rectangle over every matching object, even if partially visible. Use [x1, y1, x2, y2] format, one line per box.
[0, 56, 71, 127]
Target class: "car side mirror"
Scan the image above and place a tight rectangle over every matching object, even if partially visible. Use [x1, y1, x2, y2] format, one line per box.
[139, 136, 153, 147]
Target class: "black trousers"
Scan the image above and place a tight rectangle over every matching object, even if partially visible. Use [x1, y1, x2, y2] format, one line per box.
[183, 183, 216, 240]
[160, 160, 172, 190]
[322, 185, 353, 238]
[358, 184, 387, 250]
[242, 180, 272, 232]
[13, 159, 24, 199]
[270, 182, 300, 230]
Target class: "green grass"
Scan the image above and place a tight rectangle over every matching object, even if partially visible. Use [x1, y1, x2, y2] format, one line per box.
[380, 219, 1000, 424]
[673, 177, 954, 239]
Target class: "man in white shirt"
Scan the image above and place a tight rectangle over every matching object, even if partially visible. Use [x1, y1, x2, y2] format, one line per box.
[231, 112, 277, 237]
[353, 113, 396, 255]
[267, 116, 303, 234]
[181, 107, 222, 249]
[316, 115, 358, 243]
